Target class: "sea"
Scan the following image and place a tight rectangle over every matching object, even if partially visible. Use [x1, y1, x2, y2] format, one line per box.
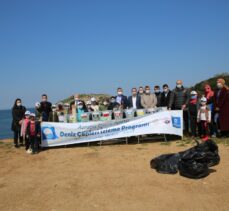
[0, 108, 35, 140]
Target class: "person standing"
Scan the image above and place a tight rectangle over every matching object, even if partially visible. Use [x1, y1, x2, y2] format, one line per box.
[160, 84, 174, 109]
[154, 85, 162, 107]
[141, 86, 157, 110]
[128, 88, 142, 109]
[11, 99, 26, 148]
[214, 78, 229, 137]
[38, 94, 52, 121]
[188, 91, 199, 138]
[171, 80, 189, 134]
[115, 88, 128, 109]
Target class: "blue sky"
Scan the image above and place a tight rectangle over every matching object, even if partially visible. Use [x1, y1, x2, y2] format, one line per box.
[0, 0, 228, 109]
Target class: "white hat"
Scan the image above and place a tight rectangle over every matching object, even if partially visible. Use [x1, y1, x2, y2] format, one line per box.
[86, 101, 92, 105]
[77, 101, 83, 105]
[30, 113, 36, 117]
[35, 102, 40, 107]
[200, 97, 207, 102]
[190, 90, 197, 95]
[25, 111, 31, 116]
[64, 103, 70, 107]
[52, 104, 57, 108]
[91, 97, 96, 102]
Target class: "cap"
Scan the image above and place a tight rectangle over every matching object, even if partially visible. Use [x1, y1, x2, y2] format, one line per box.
[91, 97, 96, 102]
[190, 91, 197, 95]
[200, 97, 207, 102]
[25, 111, 31, 116]
[77, 101, 83, 105]
[30, 113, 36, 117]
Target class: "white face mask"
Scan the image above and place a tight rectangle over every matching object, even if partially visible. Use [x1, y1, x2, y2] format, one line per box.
[103, 102, 108, 106]
[117, 91, 123, 95]
[139, 90, 144, 94]
[201, 102, 206, 106]
[78, 105, 83, 109]
[163, 88, 168, 93]
[176, 84, 182, 88]
[145, 90, 150, 94]
[217, 83, 223, 89]
[17, 102, 22, 107]
[42, 98, 47, 102]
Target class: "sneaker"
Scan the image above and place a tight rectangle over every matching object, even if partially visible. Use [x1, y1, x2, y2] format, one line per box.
[26, 149, 32, 154]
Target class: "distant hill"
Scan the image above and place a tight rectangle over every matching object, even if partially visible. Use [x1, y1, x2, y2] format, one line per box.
[192, 73, 229, 92]
[59, 93, 111, 105]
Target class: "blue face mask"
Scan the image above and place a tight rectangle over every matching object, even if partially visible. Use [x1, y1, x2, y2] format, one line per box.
[191, 95, 197, 99]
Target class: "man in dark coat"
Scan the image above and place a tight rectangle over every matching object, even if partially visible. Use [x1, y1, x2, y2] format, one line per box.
[214, 78, 229, 137]
[154, 85, 162, 107]
[160, 84, 174, 110]
[38, 94, 52, 121]
[128, 88, 142, 109]
[115, 87, 128, 109]
[11, 98, 26, 147]
[171, 80, 190, 135]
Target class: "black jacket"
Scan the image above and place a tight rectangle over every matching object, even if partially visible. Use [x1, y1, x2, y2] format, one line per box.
[128, 95, 143, 109]
[155, 92, 162, 107]
[11, 105, 26, 132]
[38, 101, 52, 121]
[172, 87, 189, 109]
[160, 90, 174, 109]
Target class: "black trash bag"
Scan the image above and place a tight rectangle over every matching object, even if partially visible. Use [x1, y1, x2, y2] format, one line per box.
[178, 159, 209, 179]
[150, 153, 180, 174]
[179, 139, 220, 167]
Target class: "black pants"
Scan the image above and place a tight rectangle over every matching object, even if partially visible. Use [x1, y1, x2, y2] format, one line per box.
[190, 115, 197, 137]
[25, 137, 30, 150]
[30, 136, 38, 153]
[198, 121, 210, 137]
[183, 110, 189, 134]
[14, 130, 23, 146]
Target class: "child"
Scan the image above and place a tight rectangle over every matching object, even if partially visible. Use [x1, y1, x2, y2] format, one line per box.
[197, 97, 211, 141]
[77, 101, 88, 122]
[26, 113, 41, 154]
[188, 91, 199, 138]
[20, 111, 31, 153]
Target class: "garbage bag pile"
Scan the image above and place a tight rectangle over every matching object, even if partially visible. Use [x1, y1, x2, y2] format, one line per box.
[150, 139, 220, 179]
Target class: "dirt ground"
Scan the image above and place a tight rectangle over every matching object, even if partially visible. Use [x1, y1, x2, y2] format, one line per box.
[0, 138, 229, 211]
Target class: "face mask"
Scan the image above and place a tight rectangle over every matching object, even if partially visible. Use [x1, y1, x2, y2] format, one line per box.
[145, 90, 150, 94]
[42, 99, 47, 102]
[163, 88, 168, 93]
[17, 103, 22, 107]
[117, 92, 123, 95]
[103, 102, 108, 106]
[52, 109, 56, 112]
[75, 98, 79, 101]
[155, 90, 160, 94]
[217, 83, 223, 89]
[176, 84, 182, 88]
[201, 102, 206, 106]
[139, 90, 144, 94]
[191, 95, 197, 99]
[111, 99, 115, 103]
[78, 105, 83, 109]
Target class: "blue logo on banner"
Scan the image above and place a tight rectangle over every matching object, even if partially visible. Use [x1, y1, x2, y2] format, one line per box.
[42, 126, 58, 140]
[172, 116, 181, 128]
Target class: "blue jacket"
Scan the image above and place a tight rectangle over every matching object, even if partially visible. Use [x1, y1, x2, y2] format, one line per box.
[115, 95, 128, 109]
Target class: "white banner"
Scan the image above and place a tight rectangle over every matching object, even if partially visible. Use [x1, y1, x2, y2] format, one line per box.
[41, 110, 183, 147]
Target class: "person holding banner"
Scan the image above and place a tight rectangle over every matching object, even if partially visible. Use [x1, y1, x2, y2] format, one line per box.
[141, 86, 157, 110]
[38, 94, 52, 122]
[171, 80, 189, 135]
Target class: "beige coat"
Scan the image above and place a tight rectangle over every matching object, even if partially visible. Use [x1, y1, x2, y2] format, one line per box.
[141, 93, 157, 109]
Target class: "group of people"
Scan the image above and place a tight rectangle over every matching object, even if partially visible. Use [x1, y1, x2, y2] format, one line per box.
[11, 78, 229, 153]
